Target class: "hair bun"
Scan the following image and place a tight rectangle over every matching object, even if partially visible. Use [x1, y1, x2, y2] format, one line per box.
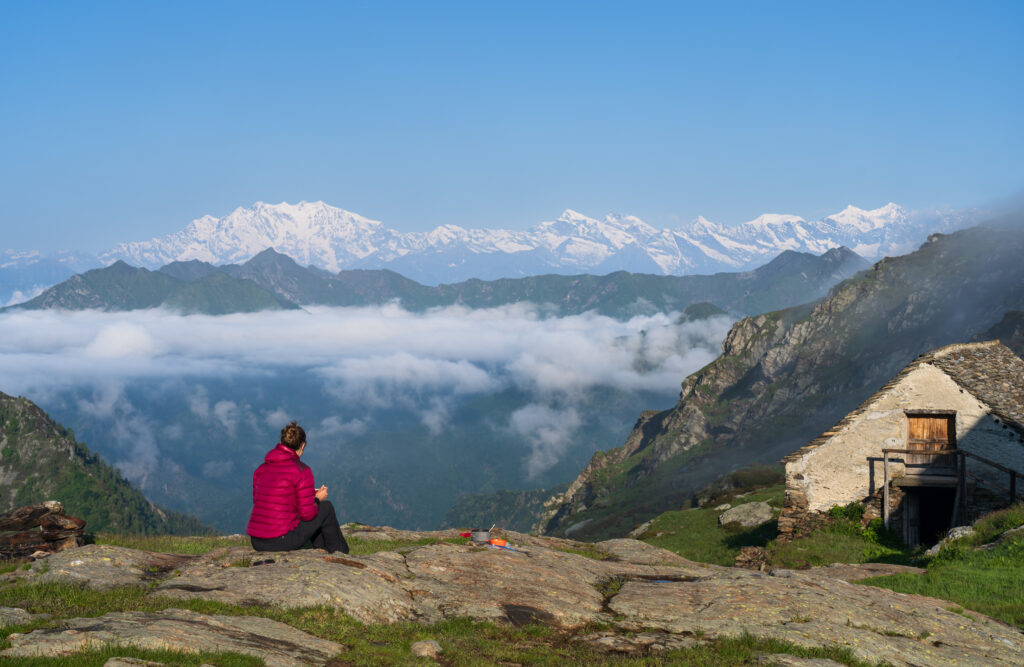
[281, 421, 306, 450]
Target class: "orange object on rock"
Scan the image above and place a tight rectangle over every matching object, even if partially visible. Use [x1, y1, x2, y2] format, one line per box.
[489, 539, 507, 547]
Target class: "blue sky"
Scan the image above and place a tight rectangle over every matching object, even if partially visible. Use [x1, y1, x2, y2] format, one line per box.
[1, 1, 1021, 252]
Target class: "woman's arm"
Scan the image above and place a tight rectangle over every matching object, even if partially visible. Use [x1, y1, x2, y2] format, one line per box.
[296, 465, 318, 522]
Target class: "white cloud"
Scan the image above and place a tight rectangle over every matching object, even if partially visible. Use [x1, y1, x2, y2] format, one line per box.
[213, 400, 240, 436]
[313, 415, 368, 440]
[188, 386, 210, 420]
[0, 305, 731, 399]
[264, 408, 290, 428]
[0, 304, 733, 474]
[85, 323, 161, 358]
[508, 404, 582, 479]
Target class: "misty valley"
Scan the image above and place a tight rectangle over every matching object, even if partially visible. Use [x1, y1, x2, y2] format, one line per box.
[2, 305, 733, 532]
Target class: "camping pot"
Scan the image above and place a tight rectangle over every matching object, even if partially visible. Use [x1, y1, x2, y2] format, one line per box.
[470, 529, 491, 544]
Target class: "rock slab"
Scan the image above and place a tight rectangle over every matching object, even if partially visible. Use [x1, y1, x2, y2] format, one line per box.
[1, 608, 343, 667]
[9, 530, 1024, 666]
[719, 501, 774, 528]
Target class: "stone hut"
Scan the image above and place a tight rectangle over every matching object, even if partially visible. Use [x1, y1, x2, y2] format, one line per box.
[780, 340, 1024, 547]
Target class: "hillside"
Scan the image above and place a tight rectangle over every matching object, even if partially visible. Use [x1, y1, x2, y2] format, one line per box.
[179, 244, 869, 318]
[536, 218, 1024, 540]
[4, 245, 868, 319]
[4, 261, 298, 315]
[0, 391, 210, 535]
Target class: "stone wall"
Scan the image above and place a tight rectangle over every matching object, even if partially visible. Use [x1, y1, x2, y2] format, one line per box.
[781, 363, 1024, 534]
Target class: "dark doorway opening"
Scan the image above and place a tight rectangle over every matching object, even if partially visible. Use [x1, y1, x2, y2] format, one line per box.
[904, 487, 956, 546]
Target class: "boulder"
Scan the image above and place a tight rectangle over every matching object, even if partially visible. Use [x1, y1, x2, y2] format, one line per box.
[925, 525, 975, 556]
[30, 544, 192, 590]
[0, 502, 86, 559]
[410, 639, 442, 659]
[2, 608, 343, 667]
[608, 568, 1023, 665]
[0, 607, 33, 628]
[718, 501, 773, 529]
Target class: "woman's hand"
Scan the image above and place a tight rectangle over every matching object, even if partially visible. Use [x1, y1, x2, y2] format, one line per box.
[315, 484, 328, 502]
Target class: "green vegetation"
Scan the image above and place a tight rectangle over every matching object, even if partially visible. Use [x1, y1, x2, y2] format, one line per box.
[1, 646, 261, 666]
[554, 544, 614, 561]
[641, 484, 784, 566]
[767, 513, 907, 570]
[94, 533, 250, 554]
[859, 504, 1024, 629]
[0, 393, 212, 536]
[544, 223, 1024, 542]
[92, 531, 465, 557]
[5, 260, 296, 315]
[0, 579, 882, 666]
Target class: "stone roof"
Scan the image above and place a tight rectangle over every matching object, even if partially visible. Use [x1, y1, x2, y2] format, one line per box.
[783, 340, 1024, 462]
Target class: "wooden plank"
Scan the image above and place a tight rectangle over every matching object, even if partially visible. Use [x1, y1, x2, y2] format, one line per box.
[893, 475, 958, 488]
[883, 453, 890, 529]
[961, 450, 1024, 478]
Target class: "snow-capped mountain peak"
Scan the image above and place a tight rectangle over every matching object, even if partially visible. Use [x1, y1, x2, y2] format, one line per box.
[94, 200, 975, 285]
[826, 203, 907, 232]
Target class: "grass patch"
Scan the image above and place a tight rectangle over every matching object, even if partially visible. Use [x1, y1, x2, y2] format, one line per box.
[0, 559, 30, 575]
[0, 645, 261, 666]
[554, 545, 613, 561]
[348, 536, 465, 555]
[767, 519, 908, 570]
[859, 520, 1024, 629]
[93, 533, 250, 554]
[641, 484, 784, 566]
[92, 532, 465, 558]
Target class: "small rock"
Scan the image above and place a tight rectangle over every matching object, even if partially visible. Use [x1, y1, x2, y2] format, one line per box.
[714, 503, 732, 511]
[104, 658, 168, 667]
[718, 501, 773, 529]
[758, 654, 847, 666]
[0, 607, 33, 628]
[925, 525, 975, 556]
[410, 639, 442, 659]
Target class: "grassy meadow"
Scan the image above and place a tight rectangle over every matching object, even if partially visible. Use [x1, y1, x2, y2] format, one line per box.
[0, 477, 1020, 664]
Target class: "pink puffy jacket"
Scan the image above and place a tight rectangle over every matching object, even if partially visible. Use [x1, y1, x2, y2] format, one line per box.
[246, 443, 318, 539]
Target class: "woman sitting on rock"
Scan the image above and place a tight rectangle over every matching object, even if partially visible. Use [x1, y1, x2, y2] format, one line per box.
[246, 421, 349, 554]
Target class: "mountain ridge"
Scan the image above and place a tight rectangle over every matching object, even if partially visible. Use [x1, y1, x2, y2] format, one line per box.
[535, 216, 1024, 540]
[4, 246, 871, 320]
[94, 200, 974, 284]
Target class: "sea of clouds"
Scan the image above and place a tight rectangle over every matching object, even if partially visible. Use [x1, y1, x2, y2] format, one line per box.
[0, 304, 733, 483]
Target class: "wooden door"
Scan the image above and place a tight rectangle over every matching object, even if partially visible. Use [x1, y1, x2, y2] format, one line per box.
[906, 413, 956, 473]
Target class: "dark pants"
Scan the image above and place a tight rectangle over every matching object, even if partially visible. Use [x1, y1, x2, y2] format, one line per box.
[250, 500, 349, 554]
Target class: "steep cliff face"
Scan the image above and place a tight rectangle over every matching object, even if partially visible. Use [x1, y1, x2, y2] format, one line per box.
[536, 220, 1024, 539]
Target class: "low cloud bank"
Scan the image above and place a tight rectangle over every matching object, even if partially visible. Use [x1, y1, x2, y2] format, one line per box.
[0, 304, 732, 397]
[0, 304, 733, 479]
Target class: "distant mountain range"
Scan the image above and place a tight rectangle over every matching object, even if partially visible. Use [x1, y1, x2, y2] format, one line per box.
[98, 201, 975, 281]
[5, 246, 870, 320]
[535, 214, 1024, 540]
[1, 200, 979, 304]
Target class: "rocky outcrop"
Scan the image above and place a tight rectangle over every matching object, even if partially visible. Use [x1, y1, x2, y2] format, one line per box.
[4, 529, 1023, 665]
[0, 502, 85, 559]
[719, 501, 773, 529]
[536, 221, 1024, 540]
[2, 608, 342, 667]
